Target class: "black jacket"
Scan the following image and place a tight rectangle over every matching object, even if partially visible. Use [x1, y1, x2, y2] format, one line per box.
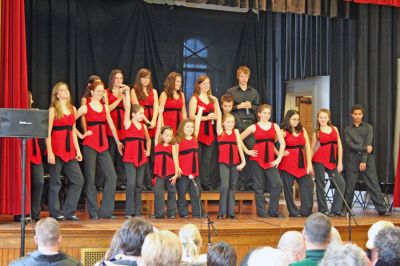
[9, 251, 81, 266]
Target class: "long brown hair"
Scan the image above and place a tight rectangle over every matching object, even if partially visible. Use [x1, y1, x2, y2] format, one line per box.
[315, 108, 333, 137]
[50, 82, 74, 120]
[133, 68, 154, 101]
[176, 119, 195, 143]
[257, 104, 272, 121]
[108, 69, 123, 90]
[193, 75, 214, 103]
[163, 72, 182, 98]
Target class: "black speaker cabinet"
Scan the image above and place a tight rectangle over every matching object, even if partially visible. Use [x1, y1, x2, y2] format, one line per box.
[0, 108, 49, 138]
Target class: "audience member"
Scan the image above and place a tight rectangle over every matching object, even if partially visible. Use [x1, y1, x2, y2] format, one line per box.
[142, 230, 182, 266]
[374, 227, 400, 266]
[247, 247, 289, 266]
[320, 243, 369, 266]
[239, 249, 256, 266]
[10, 217, 81, 266]
[365, 220, 395, 265]
[277, 231, 305, 264]
[207, 241, 237, 266]
[328, 227, 342, 248]
[179, 224, 207, 266]
[291, 213, 332, 266]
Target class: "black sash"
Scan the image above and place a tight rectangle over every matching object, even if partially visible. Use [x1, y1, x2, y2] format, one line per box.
[33, 138, 38, 156]
[320, 141, 337, 163]
[179, 148, 198, 173]
[255, 138, 275, 163]
[202, 110, 211, 136]
[154, 150, 173, 176]
[286, 145, 305, 168]
[143, 104, 153, 121]
[53, 125, 73, 152]
[87, 121, 106, 147]
[125, 137, 145, 162]
[164, 107, 182, 128]
[218, 141, 237, 165]
[114, 106, 123, 130]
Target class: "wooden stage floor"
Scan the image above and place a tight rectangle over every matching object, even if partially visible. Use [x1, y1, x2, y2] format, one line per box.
[0, 204, 399, 265]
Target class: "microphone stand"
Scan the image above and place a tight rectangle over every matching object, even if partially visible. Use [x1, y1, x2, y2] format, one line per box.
[190, 177, 217, 249]
[329, 171, 358, 242]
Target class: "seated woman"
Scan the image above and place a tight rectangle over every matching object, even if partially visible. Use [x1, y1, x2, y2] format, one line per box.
[179, 224, 207, 266]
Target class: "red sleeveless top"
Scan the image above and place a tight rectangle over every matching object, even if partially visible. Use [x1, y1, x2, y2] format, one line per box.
[250, 123, 276, 169]
[138, 89, 156, 138]
[83, 103, 108, 152]
[312, 127, 338, 170]
[106, 89, 125, 140]
[123, 122, 148, 167]
[279, 130, 307, 178]
[178, 138, 199, 177]
[51, 113, 77, 162]
[154, 144, 175, 178]
[218, 131, 240, 166]
[163, 96, 183, 133]
[195, 96, 215, 146]
[30, 138, 42, 165]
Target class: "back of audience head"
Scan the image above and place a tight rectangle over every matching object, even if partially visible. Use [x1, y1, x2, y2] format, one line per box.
[35, 217, 61, 247]
[277, 231, 305, 263]
[328, 226, 342, 248]
[320, 243, 369, 266]
[374, 226, 400, 265]
[207, 241, 236, 266]
[247, 246, 289, 266]
[366, 220, 395, 250]
[303, 213, 332, 247]
[179, 224, 203, 260]
[142, 230, 182, 266]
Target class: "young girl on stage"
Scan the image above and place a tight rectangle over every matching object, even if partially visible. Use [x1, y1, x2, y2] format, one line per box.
[279, 110, 314, 217]
[241, 104, 285, 218]
[77, 81, 122, 219]
[46, 82, 84, 221]
[215, 98, 246, 219]
[159, 72, 187, 133]
[188, 75, 219, 191]
[176, 108, 204, 218]
[122, 91, 151, 218]
[152, 109, 179, 219]
[311, 109, 346, 217]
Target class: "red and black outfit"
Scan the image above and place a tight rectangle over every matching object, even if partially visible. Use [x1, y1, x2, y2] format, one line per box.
[195, 96, 219, 190]
[249, 123, 283, 217]
[123, 122, 148, 216]
[82, 103, 117, 219]
[29, 138, 44, 220]
[217, 131, 240, 217]
[106, 90, 126, 188]
[153, 144, 176, 218]
[163, 95, 184, 133]
[279, 130, 313, 217]
[177, 138, 202, 217]
[49, 113, 84, 219]
[312, 128, 345, 214]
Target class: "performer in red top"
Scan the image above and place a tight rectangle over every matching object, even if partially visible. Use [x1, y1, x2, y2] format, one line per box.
[159, 72, 187, 133]
[176, 107, 204, 218]
[77, 81, 123, 219]
[46, 83, 85, 221]
[241, 104, 286, 218]
[122, 90, 151, 218]
[311, 108, 346, 217]
[279, 110, 314, 217]
[188, 75, 220, 191]
[151, 110, 179, 219]
[215, 98, 246, 219]
[131, 68, 158, 191]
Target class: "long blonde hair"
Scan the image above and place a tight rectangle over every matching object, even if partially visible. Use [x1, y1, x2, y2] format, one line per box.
[50, 82, 74, 120]
[315, 108, 333, 137]
[179, 224, 202, 261]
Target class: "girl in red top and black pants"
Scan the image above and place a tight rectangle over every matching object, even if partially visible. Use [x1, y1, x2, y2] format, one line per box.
[188, 75, 220, 191]
[46, 83, 85, 221]
[279, 110, 314, 217]
[77, 81, 123, 219]
[152, 109, 179, 219]
[215, 98, 246, 219]
[311, 109, 346, 217]
[122, 91, 151, 218]
[241, 104, 286, 218]
[176, 107, 204, 218]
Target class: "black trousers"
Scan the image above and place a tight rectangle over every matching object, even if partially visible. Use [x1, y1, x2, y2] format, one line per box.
[142, 138, 154, 188]
[313, 162, 346, 213]
[198, 141, 219, 189]
[177, 176, 202, 217]
[250, 160, 283, 216]
[344, 153, 386, 212]
[281, 171, 314, 217]
[154, 176, 177, 217]
[237, 121, 255, 190]
[31, 163, 44, 219]
[124, 163, 145, 216]
[218, 164, 238, 216]
[48, 157, 84, 218]
[108, 136, 126, 187]
[83, 146, 117, 218]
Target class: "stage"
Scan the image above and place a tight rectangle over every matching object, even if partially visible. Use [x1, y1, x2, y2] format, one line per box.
[0, 201, 399, 266]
